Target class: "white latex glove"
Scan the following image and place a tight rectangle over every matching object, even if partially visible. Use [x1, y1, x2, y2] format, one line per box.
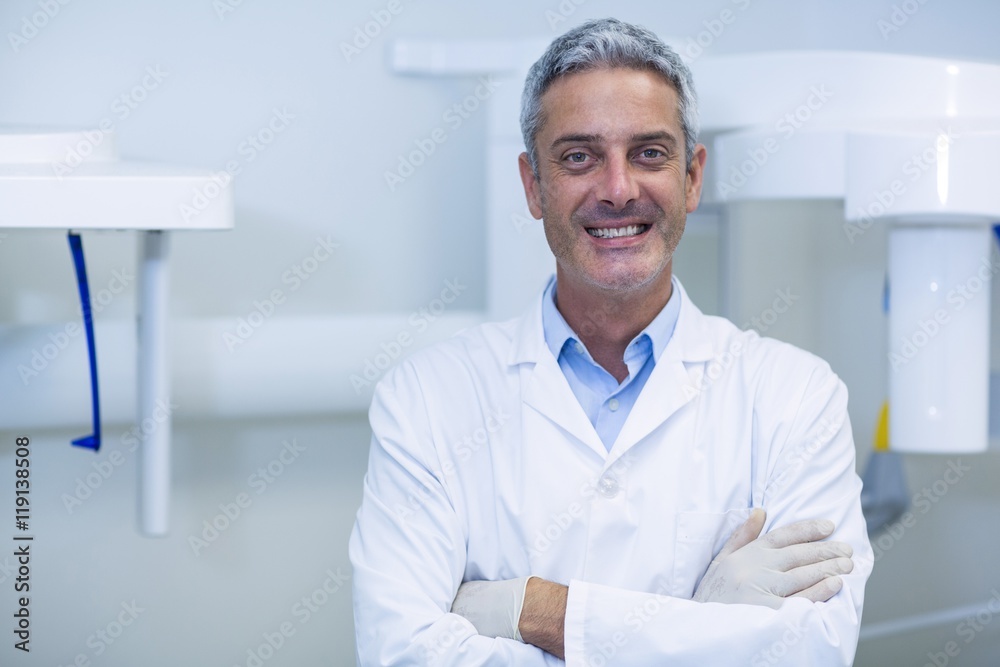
[450, 576, 536, 641]
[693, 508, 854, 609]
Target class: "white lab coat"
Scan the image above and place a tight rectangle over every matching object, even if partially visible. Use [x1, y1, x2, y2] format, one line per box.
[350, 278, 873, 666]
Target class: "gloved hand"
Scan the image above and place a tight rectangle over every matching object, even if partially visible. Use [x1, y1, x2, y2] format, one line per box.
[450, 576, 536, 641]
[693, 508, 854, 609]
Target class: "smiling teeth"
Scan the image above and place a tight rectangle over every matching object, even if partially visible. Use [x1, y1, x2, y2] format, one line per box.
[587, 224, 646, 238]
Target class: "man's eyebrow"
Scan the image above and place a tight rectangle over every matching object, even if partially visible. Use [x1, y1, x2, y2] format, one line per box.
[631, 132, 679, 147]
[550, 133, 602, 150]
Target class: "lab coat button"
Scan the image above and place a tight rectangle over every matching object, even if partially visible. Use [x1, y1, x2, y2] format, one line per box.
[597, 474, 619, 498]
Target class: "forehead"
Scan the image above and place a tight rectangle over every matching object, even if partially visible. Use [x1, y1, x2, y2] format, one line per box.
[538, 67, 681, 141]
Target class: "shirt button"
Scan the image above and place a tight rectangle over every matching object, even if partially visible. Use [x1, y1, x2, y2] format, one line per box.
[597, 475, 620, 499]
[607, 398, 620, 411]
[574, 342, 585, 354]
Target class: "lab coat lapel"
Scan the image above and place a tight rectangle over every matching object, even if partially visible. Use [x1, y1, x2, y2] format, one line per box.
[607, 280, 715, 463]
[521, 353, 607, 459]
[509, 283, 608, 460]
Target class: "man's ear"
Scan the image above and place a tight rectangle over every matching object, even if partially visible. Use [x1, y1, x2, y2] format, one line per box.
[685, 143, 708, 214]
[518, 152, 544, 220]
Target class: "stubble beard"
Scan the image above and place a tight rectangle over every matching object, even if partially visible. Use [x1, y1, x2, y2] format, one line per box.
[542, 197, 685, 294]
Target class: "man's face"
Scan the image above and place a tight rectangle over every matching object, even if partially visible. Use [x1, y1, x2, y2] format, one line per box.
[519, 67, 706, 294]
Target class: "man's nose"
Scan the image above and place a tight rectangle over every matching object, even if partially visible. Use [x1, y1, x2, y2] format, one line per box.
[595, 154, 639, 209]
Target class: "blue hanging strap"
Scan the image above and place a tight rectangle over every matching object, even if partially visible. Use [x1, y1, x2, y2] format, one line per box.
[882, 274, 890, 314]
[67, 232, 101, 451]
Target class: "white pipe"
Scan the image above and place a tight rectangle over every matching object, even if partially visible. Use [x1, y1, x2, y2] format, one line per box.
[137, 230, 170, 536]
[860, 594, 1000, 641]
[888, 222, 993, 453]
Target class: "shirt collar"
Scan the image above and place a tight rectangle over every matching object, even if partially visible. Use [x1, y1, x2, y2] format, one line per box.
[541, 274, 682, 364]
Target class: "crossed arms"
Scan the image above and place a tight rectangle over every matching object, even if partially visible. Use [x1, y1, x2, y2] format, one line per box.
[456, 509, 856, 660]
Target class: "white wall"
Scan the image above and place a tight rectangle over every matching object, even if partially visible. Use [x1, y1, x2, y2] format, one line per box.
[1, 0, 999, 664]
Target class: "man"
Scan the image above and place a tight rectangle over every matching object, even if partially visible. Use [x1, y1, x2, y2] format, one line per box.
[351, 18, 872, 665]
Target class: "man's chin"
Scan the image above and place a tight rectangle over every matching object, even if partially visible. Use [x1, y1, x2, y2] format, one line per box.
[579, 266, 663, 294]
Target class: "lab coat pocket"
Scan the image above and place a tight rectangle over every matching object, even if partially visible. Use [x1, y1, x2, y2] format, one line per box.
[671, 508, 752, 598]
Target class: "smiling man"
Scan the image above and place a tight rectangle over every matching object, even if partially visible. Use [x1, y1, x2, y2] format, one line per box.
[350, 18, 872, 665]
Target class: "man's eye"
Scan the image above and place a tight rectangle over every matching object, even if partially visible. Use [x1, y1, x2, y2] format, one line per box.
[641, 149, 663, 159]
[567, 152, 588, 163]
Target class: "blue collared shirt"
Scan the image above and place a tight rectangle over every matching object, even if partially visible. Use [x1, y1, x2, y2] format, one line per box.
[541, 275, 682, 451]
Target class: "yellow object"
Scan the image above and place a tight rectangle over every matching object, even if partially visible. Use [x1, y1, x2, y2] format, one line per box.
[874, 401, 890, 452]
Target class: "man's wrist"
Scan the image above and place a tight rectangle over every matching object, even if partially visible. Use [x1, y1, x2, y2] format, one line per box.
[518, 577, 568, 660]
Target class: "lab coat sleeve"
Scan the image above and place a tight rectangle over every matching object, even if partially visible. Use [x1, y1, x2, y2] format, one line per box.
[562, 356, 873, 667]
[349, 360, 556, 666]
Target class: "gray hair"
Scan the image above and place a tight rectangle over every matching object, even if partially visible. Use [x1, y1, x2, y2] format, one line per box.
[520, 17, 699, 178]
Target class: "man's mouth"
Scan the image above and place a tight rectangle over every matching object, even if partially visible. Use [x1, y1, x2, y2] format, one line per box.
[585, 224, 650, 239]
